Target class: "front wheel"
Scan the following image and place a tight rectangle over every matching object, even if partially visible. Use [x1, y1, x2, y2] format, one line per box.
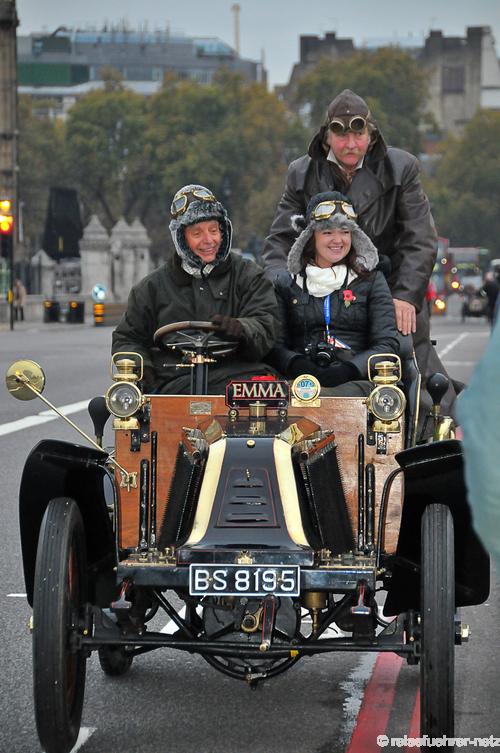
[420, 503, 455, 736]
[33, 497, 88, 753]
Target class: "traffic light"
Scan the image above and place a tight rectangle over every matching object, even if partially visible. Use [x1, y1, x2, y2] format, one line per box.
[0, 198, 14, 237]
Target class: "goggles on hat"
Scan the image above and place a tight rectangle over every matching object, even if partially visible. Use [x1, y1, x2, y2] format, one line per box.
[312, 200, 357, 221]
[171, 187, 216, 218]
[328, 115, 368, 136]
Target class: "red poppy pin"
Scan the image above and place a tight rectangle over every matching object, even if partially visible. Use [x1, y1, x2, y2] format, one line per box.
[343, 289, 356, 308]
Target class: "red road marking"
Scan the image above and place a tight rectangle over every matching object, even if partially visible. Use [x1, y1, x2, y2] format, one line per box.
[405, 690, 421, 750]
[346, 653, 404, 753]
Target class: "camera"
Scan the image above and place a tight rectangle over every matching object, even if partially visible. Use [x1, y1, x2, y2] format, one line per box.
[311, 341, 338, 368]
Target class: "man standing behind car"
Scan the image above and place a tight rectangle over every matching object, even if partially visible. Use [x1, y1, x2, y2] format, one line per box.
[262, 89, 455, 406]
[112, 184, 278, 394]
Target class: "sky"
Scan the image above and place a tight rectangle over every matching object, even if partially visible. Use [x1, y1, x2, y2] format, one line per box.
[16, 0, 500, 87]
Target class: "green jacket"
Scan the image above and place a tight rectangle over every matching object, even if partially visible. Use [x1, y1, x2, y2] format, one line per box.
[112, 252, 279, 393]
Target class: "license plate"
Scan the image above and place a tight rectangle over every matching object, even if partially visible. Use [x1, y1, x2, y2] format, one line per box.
[189, 564, 300, 597]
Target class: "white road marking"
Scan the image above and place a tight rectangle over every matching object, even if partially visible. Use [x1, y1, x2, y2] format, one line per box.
[338, 653, 378, 749]
[7, 593, 27, 598]
[67, 726, 97, 753]
[161, 605, 203, 634]
[161, 605, 188, 634]
[441, 361, 477, 367]
[0, 400, 89, 437]
[38, 400, 90, 417]
[437, 332, 469, 358]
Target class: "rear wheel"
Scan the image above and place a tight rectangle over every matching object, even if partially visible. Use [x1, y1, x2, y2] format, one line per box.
[420, 503, 455, 736]
[33, 497, 88, 753]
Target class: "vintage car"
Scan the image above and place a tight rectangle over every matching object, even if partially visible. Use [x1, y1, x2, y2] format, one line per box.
[461, 286, 489, 320]
[5, 322, 490, 753]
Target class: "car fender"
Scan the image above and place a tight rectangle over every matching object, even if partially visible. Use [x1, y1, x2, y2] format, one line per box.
[384, 439, 490, 615]
[19, 439, 116, 606]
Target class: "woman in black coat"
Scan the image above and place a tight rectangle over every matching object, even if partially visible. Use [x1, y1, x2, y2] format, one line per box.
[267, 191, 399, 395]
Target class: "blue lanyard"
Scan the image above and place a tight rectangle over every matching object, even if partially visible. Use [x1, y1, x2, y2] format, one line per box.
[323, 295, 330, 327]
[323, 295, 331, 340]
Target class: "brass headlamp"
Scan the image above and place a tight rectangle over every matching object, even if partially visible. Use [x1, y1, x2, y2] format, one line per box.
[366, 355, 406, 432]
[105, 352, 144, 428]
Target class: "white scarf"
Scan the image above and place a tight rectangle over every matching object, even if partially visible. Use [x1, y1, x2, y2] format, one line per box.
[297, 264, 357, 297]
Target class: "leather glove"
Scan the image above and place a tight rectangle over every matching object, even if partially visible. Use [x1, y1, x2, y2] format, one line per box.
[141, 365, 159, 394]
[288, 356, 322, 380]
[321, 361, 359, 387]
[211, 314, 244, 340]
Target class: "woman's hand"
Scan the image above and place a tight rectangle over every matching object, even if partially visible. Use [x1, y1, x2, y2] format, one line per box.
[321, 361, 359, 387]
[288, 356, 321, 379]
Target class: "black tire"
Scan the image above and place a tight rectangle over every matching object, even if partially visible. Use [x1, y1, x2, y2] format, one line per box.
[420, 503, 455, 737]
[98, 645, 133, 676]
[33, 498, 88, 753]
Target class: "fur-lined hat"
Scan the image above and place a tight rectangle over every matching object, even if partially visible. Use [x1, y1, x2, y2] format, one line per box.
[287, 191, 379, 275]
[169, 184, 233, 275]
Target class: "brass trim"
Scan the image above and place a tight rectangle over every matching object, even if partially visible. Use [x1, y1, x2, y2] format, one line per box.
[410, 374, 422, 446]
[291, 374, 321, 407]
[6, 360, 45, 401]
[366, 384, 406, 422]
[119, 471, 138, 491]
[113, 417, 140, 431]
[434, 416, 456, 442]
[248, 402, 266, 418]
[367, 354, 402, 383]
[236, 550, 254, 565]
[185, 438, 227, 545]
[273, 438, 309, 547]
[6, 361, 134, 482]
[111, 352, 143, 381]
[105, 381, 143, 418]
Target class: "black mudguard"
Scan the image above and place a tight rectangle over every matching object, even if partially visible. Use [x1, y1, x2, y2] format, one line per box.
[384, 439, 490, 616]
[19, 439, 116, 606]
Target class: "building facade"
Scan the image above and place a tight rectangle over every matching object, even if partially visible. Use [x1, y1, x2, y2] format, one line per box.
[17, 27, 266, 116]
[419, 26, 500, 133]
[281, 26, 500, 136]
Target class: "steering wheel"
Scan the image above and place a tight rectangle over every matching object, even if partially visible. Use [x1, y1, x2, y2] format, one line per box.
[153, 320, 238, 358]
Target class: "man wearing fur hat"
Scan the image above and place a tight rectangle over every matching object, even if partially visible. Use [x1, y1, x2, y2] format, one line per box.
[113, 184, 278, 394]
[262, 89, 449, 399]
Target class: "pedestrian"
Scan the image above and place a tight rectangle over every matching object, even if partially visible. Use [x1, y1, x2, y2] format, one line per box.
[13, 278, 26, 322]
[262, 89, 457, 411]
[266, 191, 398, 395]
[112, 184, 279, 394]
[480, 271, 499, 326]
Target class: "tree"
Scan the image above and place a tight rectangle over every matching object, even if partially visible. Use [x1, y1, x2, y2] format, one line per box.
[19, 72, 309, 261]
[293, 48, 431, 153]
[65, 82, 149, 228]
[426, 110, 500, 255]
[145, 70, 308, 253]
[17, 96, 67, 252]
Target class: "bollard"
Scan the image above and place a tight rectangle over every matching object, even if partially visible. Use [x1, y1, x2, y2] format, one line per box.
[43, 300, 60, 323]
[67, 300, 85, 324]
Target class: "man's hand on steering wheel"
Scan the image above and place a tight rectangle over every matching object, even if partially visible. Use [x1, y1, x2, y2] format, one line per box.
[211, 314, 244, 340]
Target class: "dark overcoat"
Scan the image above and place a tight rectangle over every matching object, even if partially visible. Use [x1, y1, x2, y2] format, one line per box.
[262, 132, 459, 411]
[112, 252, 278, 394]
[268, 270, 399, 379]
